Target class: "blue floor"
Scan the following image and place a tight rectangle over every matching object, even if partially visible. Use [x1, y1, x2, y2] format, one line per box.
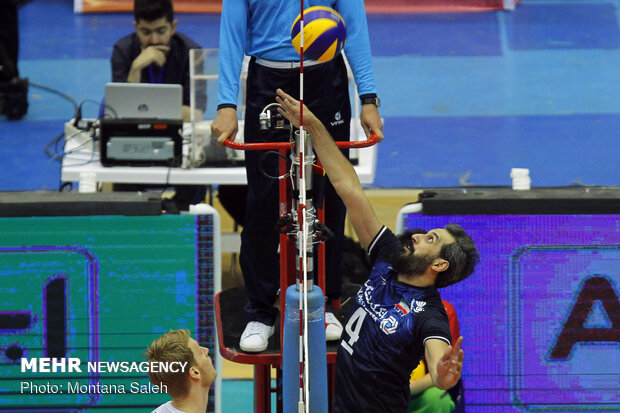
[2, 0, 619, 190]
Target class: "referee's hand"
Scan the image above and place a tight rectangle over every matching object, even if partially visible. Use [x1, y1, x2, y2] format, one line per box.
[211, 107, 238, 146]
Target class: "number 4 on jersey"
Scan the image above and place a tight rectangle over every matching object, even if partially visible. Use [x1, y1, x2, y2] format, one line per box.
[341, 307, 366, 355]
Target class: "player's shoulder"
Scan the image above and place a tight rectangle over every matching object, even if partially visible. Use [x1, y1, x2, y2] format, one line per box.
[368, 226, 401, 263]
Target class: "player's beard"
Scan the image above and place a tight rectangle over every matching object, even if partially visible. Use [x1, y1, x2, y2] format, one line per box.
[389, 249, 436, 278]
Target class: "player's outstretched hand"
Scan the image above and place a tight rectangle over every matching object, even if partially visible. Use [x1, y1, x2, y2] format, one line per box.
[275, 88, 319, 129]
[436, 336, 464, 390]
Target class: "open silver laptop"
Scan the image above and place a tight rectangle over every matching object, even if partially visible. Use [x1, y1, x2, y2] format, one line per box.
[103, 82, 182, 120]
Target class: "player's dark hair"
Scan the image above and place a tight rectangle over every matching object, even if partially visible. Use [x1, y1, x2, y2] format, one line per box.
[134, 0, 174, 23]
[436, 224, 479, 288]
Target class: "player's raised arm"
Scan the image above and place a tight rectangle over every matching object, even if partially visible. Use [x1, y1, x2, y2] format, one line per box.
[425, 336, 464, 390]
[276, 88, 382, 249]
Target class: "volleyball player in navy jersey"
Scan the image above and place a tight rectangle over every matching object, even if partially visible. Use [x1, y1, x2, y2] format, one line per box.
[276, 88, 479, 413]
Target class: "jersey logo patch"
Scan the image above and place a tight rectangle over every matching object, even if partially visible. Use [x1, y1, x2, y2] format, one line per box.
[380, 315, 398, 335]
[412, 299, 427, 313]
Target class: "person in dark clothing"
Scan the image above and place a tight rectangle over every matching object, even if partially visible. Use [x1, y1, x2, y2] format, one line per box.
[109, 0, 206, 210]
[110, 0, 205, 121]
[211, 0, 384, 353]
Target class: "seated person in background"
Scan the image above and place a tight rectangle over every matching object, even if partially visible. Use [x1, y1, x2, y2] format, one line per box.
[110, 0, 207, 210]
[145, 329, 217, 413]
[111, 0, 205, 122]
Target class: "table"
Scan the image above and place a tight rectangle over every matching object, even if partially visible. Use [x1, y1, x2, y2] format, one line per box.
[61, 119, 378, 253]
[61, 120, 378, 188]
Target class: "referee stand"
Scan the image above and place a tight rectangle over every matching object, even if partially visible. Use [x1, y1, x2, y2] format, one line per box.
[214, 144, 344, 412]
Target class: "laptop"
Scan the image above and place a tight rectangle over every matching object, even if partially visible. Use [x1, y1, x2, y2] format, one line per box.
[103, 82, 182, 120]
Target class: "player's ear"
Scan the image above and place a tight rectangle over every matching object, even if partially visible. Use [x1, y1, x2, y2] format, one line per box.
[432, 258, 449, 273]
[171, 20, 178, 34]
[188, 365, 200, 382]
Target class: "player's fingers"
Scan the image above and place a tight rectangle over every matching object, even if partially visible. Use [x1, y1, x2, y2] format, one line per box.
[274, 95, 286, 109]
[276, 88, 292, 102]
[277, 89, 302, 112]
[276, 95, 296, 114]
[453, 336, 464, 353]
[277, 107, 299, 128]
[451, 360, 463, 375]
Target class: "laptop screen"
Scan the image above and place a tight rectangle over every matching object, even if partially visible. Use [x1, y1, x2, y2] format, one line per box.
[103, 82, 183, 121]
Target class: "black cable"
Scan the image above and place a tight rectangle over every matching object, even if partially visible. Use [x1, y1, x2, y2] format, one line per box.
[59, 181, 73, 192]
[44, 131, 65, 162]
[30, 80, 82, 190]
[259, 150, 290, 180]
[79, 97, 119, 120]
[27, 83, 102, 190]
[32, 81, 81, 163]
[159, 149, 185, 197]
[41, 93, 105, 163]
[29, 81, 78, 112]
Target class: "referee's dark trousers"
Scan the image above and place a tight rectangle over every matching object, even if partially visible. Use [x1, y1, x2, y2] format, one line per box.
[240, 55, 351, 325]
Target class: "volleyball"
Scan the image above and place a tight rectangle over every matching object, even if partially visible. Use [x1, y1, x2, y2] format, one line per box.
[291, 6, 346, 62]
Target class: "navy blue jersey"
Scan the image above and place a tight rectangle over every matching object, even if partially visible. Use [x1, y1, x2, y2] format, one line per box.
[334, 227, 451, 413]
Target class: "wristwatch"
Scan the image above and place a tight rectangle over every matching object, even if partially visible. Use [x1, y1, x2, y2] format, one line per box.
[360, 95, 380, 107]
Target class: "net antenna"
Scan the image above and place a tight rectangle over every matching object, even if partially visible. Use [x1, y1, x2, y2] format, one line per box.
[296, 2, 312, 412]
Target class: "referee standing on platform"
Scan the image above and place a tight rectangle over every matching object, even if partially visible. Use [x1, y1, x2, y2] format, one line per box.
[211, 0, 384, 353]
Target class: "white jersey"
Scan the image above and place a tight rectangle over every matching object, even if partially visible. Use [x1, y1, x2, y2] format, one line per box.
[152, 401, 185, 413]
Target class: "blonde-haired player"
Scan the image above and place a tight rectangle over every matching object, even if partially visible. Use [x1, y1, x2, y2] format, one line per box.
[145, 329, 217, 413]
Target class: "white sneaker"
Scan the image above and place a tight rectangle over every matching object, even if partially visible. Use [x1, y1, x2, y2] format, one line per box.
[240, 321, 275, 352]
[325, 312, 343, 341]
